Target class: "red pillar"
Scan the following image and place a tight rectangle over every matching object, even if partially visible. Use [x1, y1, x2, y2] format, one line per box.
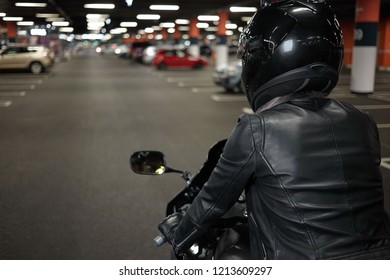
[188, 18, 200, 57]
[6, 22, 17, 43]
[378, 17, 390, 69]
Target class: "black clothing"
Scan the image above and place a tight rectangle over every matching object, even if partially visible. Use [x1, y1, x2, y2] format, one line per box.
[173, 98, 390, 259]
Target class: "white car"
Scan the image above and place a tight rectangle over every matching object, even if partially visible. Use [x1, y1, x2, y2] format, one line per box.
[0, 44, 55, 74]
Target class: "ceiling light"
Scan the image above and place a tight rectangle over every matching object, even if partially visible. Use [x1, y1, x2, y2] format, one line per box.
[84, 4, 115, 9]
[230, 7, 258, 13]
[15, 2, 47, 8]
[167, 28, 175, 34]
[36, 13, 59, 18]
[46, 17, 65, 22]
[178, 26, 189, 31]
[241, 16, 252, 22]
[3, 17, 23, 21]
[17, 21, 34, 26]
[226, 30, 234, 36]
[60, 27, 74, 33]
[149, 5, 179, 11]
[145, 27, 154, 33]
[175, 19, 189, 25]
[52, 21, 70, 26]
[120, 22, 137, 27]
[125, 0, 133, 6]
[110, 28, 127, 34]
[86, 14, 110, 19]
[226, 23, 238, 29]
[0, 13, 6, 17]
[159, 22, 175, 28]
[136, 14, 160, 20]
[196, 22, 209, 29]
[88, 22, 105, 27]
[197, 15, 219, 21]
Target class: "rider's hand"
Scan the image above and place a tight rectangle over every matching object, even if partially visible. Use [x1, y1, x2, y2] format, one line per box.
[158, 212, 183, 245]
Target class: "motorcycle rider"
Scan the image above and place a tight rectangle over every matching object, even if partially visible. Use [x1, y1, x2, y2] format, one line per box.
[159, 0, 390, 259]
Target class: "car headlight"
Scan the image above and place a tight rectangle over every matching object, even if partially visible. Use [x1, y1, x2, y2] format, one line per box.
[227, 66, 239, 75]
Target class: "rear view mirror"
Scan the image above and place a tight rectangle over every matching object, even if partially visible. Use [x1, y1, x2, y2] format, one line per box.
[130, 151, 167, 175]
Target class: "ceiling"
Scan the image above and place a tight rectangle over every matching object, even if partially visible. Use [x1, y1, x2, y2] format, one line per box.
[1, 0, 390, 36]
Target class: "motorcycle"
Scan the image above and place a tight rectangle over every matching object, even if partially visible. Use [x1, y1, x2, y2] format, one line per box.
[129, 139, 251, 260]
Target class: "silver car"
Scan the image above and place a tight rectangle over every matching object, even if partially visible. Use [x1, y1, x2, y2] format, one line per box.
[213, 60, 244, 93]
[0, 44, 55, 74]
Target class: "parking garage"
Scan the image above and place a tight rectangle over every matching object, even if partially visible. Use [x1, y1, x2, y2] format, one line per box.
[1, 0, 390, 261]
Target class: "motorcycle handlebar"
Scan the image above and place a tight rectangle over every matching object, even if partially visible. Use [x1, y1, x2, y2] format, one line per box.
[153, 235, 166, 247]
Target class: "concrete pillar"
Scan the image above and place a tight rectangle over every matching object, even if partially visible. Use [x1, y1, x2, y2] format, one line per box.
[215, 9, 229, 68]
[188, 18, 200, 57]
[350, 0, 380, 94]
[378, 16, 390, 70]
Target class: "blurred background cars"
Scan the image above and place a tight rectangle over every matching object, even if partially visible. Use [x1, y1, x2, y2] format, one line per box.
[152, 49, 208, 70]
[0, 44, 54, 74]
[213, 60, 244, 93]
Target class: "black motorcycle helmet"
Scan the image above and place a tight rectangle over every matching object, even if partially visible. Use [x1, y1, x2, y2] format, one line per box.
[237, 0, 344, 111]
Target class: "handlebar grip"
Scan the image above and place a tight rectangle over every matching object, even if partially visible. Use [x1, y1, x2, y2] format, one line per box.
[154, 235, 166, 247]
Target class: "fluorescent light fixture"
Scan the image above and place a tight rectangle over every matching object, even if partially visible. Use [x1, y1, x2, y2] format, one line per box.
[15, 2, 47, 8]
[88, 22, 105, 27]
[175, 19, 189, 25]
[145, 27, 154, 33]
[159, 22, 175, 28]
[136, 14, 160, 20]
[197, 15, 219, 21]
[46, 17, 65, 22]
[86, 14, 109, 19]
[149, 5, 179, 11]
[84, 4, 115, 9]
[241, 16, 252, 22]
[230, 7, 257, 13]
[52, 21, 70, 26]
[17, 21, 34, 26]
[110, 28, 127, 34]
[36, 13, 59, 18]
[226, 23, 238, 29]
[178, 26, 189, 31]
[60, 27, 74, 33]
[30, 28, 47, 36]
[3, 17, 23, 21]
[18, 30, 28, 36]
[226, 30, 234, 36]
[125, 0, 133, 6]
[120, 22, 137, 27]
[167, 28, 175, 34]
[0, 13, 6, 17]
[196, 22, 209, 29]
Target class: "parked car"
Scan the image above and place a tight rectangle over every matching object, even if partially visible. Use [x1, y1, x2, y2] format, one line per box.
[0, 44, 55, 74]
[213, 60, 244, 93]
[152, 49, 208, 70]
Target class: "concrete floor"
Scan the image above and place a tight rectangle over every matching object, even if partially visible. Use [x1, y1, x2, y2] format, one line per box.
[1, 51, 390, 259]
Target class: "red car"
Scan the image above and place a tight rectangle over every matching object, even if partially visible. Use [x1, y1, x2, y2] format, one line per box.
[152, 49, 208, 70]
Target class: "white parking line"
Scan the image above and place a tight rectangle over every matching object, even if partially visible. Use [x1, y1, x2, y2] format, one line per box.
[355, 104, 390, 110]
[377, 124, 390, 129]
[212, 94, 247, 102]
[0, 91, 26, 97]
[192, 87, 221, 93]
[0, 80, 42, 85]
[381, 158, 390, 170]
[0, 85, 35, 90]
[0, 100, 12, 107]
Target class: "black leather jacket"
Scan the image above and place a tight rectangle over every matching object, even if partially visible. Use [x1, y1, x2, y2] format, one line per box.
[173, 97, 390, 259]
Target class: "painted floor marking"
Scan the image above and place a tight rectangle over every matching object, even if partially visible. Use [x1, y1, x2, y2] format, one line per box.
[0, 91, 26, 97]
[191, 87, 221, 93]
[0, 100, 12, 107]
[377, 124, 390, 129]
[212, 94, 247, 102]
[381, 158, 390, 170]
[0, 85, 35, 90]
[355, 104, 390, 110]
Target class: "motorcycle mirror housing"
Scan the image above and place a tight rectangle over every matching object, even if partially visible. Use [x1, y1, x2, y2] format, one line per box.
[130, 151, 168, 175]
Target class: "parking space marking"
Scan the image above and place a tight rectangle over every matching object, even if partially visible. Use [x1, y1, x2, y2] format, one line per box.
[192, 87, 221, 93]
[381, 158, 390, 170]
[0, 85, 35, 90]
[369, 95, 390, 102]
[355, 104, 390, 110]
[212, 94, 247, 102]
[378, 124, 390, 129]
[0, 100, 12, 107]
[0, 91, 26, 97]
[0, 79, 42, 85]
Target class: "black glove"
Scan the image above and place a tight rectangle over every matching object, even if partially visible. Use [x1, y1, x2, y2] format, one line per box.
[158, 212, 183, 246]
